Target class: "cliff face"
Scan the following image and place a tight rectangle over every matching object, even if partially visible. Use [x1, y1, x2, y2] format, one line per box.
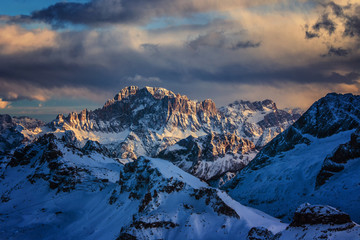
[158, 132, 256, 181]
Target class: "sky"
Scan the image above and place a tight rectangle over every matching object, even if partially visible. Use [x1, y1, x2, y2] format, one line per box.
[0, 0, 359, 121]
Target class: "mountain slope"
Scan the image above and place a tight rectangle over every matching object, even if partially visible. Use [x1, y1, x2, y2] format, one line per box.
[223, 93, 360, 223]
[0, 134, 286, 240]
[158, 132, 256, 182]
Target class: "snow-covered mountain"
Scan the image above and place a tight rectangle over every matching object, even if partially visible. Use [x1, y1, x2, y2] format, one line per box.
[1, 90, 360, 240]
[1, 132, 358, 239]
[0, 134, 286, 239]
[223, 93, 360, 223]
[0, 114, 44, 156]
[219, 99, 301, 148]
[43, 86, 300, 182]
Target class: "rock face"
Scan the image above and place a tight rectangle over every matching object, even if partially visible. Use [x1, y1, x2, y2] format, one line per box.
[223, 93, 360, 223]
[316, 128, 360, 187]
[290, 203, 352, 226]
[247, 227, 274, 240]
[158, 132, 256, 181]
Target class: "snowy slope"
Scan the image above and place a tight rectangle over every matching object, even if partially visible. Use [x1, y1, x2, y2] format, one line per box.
[0, 134, 286, 240]
[224, 93, 360, 223]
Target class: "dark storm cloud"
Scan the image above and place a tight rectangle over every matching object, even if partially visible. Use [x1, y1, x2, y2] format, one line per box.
[344, 15, 360, 37]
[312, 13, 336, 35]
[305, 30, 319, 39]
[306, 1, 360, 58]
[4, 0, 224, 27]
[322, 46, 350, 57]
[1, 0, 169, 26]
[231, 40, 261, 49]
[31, 1, 134, 26]
[308, 1, 360, 38]
[327, 1, 344, 17]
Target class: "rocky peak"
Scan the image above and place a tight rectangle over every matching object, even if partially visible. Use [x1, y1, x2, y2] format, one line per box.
[200, 99, 217, 114]
[12, 116, 45, 130]
[143, 86, 177, 99]
[316, 128, 360, 187]
[0, 114, 14, 131]
[294, 93, 360, 138]
[227, 99, 277, 112]
[103, 86, 178, 108]
[158, 132, 256, 181]
[290, 203, 353, 226]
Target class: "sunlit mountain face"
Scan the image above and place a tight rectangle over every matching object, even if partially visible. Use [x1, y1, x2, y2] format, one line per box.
[1, 1, 360, 240]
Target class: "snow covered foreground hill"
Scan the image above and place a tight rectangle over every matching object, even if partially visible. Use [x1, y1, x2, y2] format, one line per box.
[2, 133, 359, 240]
[0, 134, 286, 239]
[224, 93, 360, 224]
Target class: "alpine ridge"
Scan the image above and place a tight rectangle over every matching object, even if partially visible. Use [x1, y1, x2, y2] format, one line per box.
[224, 93, 360, 223]
[46, 86, 301, 182]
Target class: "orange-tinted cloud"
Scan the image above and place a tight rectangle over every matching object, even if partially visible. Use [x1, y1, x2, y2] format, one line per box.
[0, 25, 57, 54]
[0, 98, 10, 109]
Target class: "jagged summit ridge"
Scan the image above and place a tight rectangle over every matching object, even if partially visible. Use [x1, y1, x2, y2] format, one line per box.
[52, 86, 219, 132]
[293, 92, 360, 138]
[226, 99, 277, 112]
[103, 86, 178, 108]
[41, 86, 302, 182]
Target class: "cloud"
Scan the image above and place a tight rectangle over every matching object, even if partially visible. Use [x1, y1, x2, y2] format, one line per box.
[0, 98, 10, 109]
[232, 40, 261, 49]
[344, 14, 360, 37]
[322, 46, 350, 57]
[307, 1, 360, 38]
[126, 74, 161, 83]
[0, 79, 110, 103]
[305, 1, 360, 57]
[188, 32, 226, 50]
[312, 13, 336, 35]
[0, 25, 57, 54]
[305, 30, 320, 39]
[4, 0, 302, 26]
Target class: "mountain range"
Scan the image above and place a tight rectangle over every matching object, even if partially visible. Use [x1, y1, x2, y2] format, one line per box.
[1, 87, 359, 240]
